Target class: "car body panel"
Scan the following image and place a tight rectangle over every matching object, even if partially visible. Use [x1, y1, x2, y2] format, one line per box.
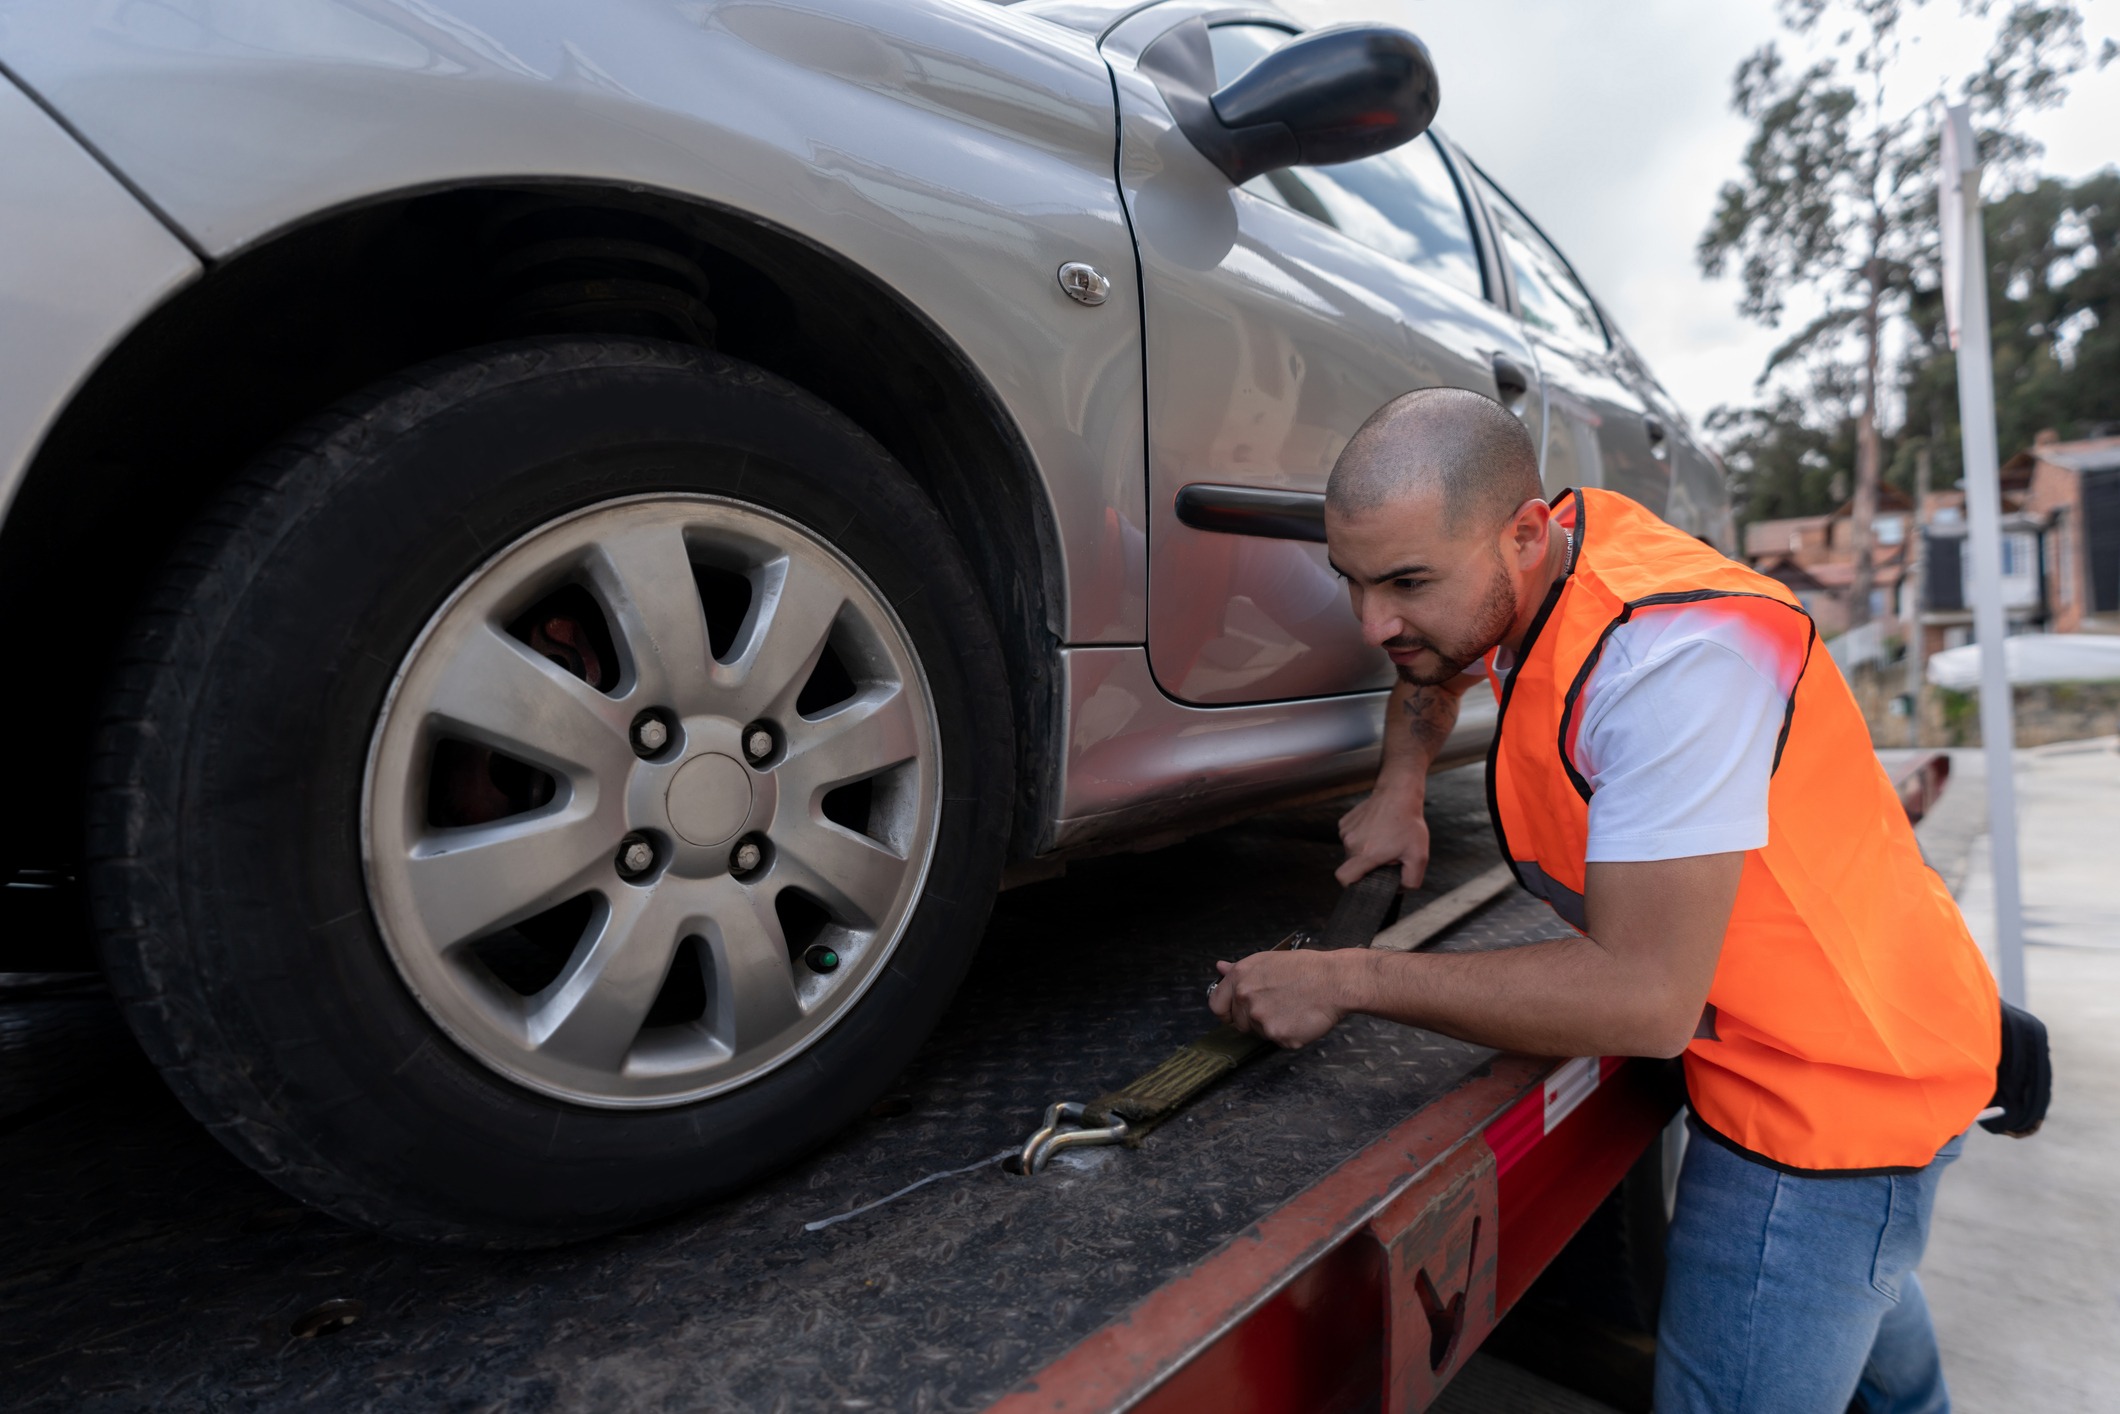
[0, 0, 1150, 645]
[1526, 338, 1665, 508]
[1103, 5, 1547, 706]
[1015, 0, 1161, 35]
[1667, 436, 1736, 549]
[1051, 645, 1494, 849]
[0, 71, 199, 528]
[1619, 344, 1733, 548]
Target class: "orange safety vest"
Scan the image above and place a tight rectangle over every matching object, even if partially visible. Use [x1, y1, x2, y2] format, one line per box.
[1487, 487, 1999, 1173]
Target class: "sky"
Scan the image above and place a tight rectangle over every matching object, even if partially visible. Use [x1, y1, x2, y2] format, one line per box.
[1291, 0, 2120, 436]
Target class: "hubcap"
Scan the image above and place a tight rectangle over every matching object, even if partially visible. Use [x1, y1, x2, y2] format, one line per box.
[666, 754, 751, 845]
[362, 495, 939, 1108]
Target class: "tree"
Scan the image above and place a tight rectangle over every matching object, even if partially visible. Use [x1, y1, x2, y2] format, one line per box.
[1708, 369, 1861, 534]
[1898, 166, 2120, 488]
[1698, 0, 2096, 626]
[1716, 167, 2120, 538]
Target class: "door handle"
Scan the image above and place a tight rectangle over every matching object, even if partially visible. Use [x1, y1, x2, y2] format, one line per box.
[1174, 483, 1328, 542]
[1643, 414, 1669, 461]
[1490, 354, 1529, 416]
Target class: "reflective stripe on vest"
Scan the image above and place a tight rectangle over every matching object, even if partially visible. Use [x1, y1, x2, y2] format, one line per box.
[1487, 488, 2000, 1173]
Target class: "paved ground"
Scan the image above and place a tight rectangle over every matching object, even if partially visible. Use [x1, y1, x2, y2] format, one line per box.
[1916, 740, 2120, 1413]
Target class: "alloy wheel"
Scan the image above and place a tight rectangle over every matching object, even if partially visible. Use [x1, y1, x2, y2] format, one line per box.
[363, 495, 939, 1107]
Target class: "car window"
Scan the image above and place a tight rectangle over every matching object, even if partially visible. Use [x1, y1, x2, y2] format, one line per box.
[1469, 169, 1608, 351]
[1208, 25, 1485, 301]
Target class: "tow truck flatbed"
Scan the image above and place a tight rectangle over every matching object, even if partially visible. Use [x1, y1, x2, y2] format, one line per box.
[2, 765, 1717, 1410]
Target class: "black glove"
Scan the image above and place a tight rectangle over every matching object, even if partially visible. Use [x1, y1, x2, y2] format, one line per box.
[1979, 1000, 2050, 1138]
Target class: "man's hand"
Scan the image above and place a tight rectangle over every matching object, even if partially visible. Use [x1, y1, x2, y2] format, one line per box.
[1336, 675, 1471, 887]
[1209, 951, 1350, 1048]
[1337, 779, 1430, 887]
[1307, 852, 1745, 1060]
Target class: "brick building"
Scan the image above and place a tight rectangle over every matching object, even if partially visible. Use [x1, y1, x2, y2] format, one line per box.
[1742, 432, 2120, 656]
[1998, 432, 2120, 635]
[1745, 487, 1915, 642]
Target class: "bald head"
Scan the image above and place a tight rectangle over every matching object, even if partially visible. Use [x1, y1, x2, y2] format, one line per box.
[1326, 387, 1541, 536]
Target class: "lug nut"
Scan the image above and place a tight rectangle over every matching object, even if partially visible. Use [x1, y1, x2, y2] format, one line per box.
[804, 944, 842, 974]
[632, 714, 670, 756]
[745, 727, 775, 763]
[731, 840, 763, 875]
[616, 834, 656, 878]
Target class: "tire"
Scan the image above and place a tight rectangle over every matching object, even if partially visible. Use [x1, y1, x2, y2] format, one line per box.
[1525, 1126, 1670, 1334]
[86, 338, 1013, 1245]
[1480, 1128, 1670, 1413]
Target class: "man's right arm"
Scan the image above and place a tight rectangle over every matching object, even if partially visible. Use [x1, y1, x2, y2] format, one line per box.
[1336, 674, 1473, 886]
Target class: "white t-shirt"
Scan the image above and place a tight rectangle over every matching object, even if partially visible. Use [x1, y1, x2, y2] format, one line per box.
[1490, 602, 1803, 862]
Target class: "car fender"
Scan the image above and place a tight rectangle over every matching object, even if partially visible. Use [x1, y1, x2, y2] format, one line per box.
[0, 70, 198, 531]
[0, 0, 1147, 644]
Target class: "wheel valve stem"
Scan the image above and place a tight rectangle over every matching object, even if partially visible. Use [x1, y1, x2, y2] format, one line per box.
[804, 944, 841, 975]
[617, 835, 656, 877]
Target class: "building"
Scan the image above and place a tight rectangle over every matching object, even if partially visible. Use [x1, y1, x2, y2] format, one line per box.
[1998, 432, 2120, 635]
[1743, 432, 2120, 658]
[1745, 486, 1915, 643]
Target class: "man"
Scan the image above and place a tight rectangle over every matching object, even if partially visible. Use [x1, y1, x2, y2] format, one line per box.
[1209, 387, 1999, 1414]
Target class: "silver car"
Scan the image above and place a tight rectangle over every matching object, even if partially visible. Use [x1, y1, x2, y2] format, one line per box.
[0, 0, 1727, 1242]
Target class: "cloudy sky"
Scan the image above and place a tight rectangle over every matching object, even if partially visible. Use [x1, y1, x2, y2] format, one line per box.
[1294, 0, 2120, 432]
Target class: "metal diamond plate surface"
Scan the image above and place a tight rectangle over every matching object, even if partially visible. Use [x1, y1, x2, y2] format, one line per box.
[3, 765, 1564, 1410]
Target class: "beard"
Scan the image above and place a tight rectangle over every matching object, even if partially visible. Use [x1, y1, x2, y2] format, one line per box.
[1386, 553, 1518, 686]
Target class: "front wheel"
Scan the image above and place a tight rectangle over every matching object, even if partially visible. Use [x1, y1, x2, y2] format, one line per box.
[89, 339, 1013, 1244]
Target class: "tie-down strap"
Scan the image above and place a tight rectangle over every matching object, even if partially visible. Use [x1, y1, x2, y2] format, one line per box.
[1084, 1020, 1278, 1135]
[1016, 863, 1516, 1174]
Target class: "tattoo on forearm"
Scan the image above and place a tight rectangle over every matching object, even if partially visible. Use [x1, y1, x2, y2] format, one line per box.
[1404, 686, 1455, 755]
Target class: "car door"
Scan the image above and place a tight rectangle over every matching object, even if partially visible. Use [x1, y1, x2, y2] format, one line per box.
[1615, 337, 1735, 549]
[1463, 164, 1669, 515]
[1103, 13, 1546, 706]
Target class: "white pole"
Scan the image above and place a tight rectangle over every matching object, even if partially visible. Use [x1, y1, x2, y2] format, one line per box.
[1939, 103, 2027, 1007]
[1904, 444, 1929, 748]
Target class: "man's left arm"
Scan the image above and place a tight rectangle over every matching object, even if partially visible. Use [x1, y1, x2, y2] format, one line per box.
[1210, 851, 1742, 1058]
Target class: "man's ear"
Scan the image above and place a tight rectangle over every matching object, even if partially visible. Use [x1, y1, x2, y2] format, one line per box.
[1502, 498, 1552, 570]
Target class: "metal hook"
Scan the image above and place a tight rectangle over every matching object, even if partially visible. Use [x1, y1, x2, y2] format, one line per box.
[1016, 1101, 1131, 1175]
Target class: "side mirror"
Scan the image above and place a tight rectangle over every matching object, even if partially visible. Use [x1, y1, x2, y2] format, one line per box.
[1138, 19, 1439, 187]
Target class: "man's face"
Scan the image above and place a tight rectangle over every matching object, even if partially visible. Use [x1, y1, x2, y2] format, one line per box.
[1325, 487, 1522, 686]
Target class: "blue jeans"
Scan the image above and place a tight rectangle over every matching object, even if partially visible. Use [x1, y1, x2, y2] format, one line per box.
[1655, 1119, 1966, 1414]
